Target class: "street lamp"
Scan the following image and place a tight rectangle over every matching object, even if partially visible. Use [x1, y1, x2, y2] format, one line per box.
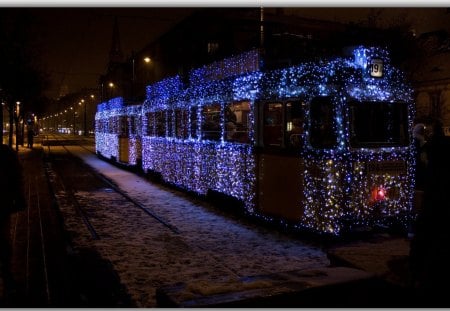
[1, 102, 4, 143]
[143, 56, 152, 86]
[109, 82, 115, 99]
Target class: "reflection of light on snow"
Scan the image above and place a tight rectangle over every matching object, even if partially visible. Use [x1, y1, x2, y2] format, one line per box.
[62, 147, 330, 307]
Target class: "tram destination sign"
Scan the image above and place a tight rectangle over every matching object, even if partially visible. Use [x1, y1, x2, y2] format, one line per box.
[366, 160, 406, 175]
[369, 58, 383, 78]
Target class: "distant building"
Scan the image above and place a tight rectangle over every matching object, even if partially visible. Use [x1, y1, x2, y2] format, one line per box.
[411, 30, 450, 133]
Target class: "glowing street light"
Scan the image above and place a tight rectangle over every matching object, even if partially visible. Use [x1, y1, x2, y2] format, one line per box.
[108, 82, 115, 99]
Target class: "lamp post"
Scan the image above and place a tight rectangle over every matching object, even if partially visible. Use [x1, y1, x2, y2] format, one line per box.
[80, 99, 87, 136]
[1, 102, 4, 144]
[108, 82, 115, 99]
[15, 101, 20, 151]
[89, 94, 94, 136]
[131, 52, 136, 99]
[70, 107, 75, 135]
[143, 56, 152, 86]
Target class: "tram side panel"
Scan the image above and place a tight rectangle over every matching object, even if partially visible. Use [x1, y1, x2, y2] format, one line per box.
[142, 137, 256, 209]
[96, 132, 119, 161]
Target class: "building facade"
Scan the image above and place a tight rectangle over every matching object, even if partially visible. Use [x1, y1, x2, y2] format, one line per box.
[411, 30, 450, 133]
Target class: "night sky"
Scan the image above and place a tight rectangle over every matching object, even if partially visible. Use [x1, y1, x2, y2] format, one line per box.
[3, 7, 449, 99]
[25, 7, 195, 99]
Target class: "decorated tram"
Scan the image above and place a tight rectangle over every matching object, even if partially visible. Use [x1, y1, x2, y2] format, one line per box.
[96, 46, 415, 235]
[95, 98, 142, 167]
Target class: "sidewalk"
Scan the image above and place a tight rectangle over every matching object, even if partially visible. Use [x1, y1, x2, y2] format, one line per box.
[1, 141, 79, 307]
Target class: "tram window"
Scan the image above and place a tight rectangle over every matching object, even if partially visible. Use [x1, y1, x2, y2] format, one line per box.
[225, 101, 250, 144]
[97, 120, 103, 133]
[190, 106, 198, 139]
[146, 112, 155, 136]
[155, 111, 166, 137]
[286, 101, 304, 148]
[129, 117, 135, 135]
[167, 110, 173, 137]
[263, 102, 283, 147]
[130, 116, 140, 136]
[201, 104, 221, 141]
[107, 118, 112, 133]
[129, 116, 136, 135]
[137, 117, 142, 136]
[109, 117, 118, 134]
[175, 109, 189, 139]
[119, 116, 128, 136]
[114, 117, 120, 134]
[350, 101, 409, 147]
[309, 97, 337, 149]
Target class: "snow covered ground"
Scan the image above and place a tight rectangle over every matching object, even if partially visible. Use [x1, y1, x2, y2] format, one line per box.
[51, 145, 330, 307]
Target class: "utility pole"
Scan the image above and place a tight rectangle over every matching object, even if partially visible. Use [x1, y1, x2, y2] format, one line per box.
[15, 101, 20, 151]
[82, 99, 87, 136]
[0, 102, 3, 143]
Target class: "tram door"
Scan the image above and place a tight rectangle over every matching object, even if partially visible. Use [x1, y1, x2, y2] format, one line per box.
[257, 100, 305, 222]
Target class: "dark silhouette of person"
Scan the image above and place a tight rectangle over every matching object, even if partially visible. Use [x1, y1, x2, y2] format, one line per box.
[412, 123, 428, 191]
[27, 127, 34, 149]
[409, 119, 450, 306]
[0, 144, 26, 301]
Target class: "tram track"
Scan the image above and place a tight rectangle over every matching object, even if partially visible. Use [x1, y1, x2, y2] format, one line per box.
[43, 134, 180, 240]
[43, 138, 101, 241]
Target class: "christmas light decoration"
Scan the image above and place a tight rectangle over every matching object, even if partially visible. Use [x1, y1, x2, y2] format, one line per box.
[95, 97, 142, 166]
[96, 46, 415, 235]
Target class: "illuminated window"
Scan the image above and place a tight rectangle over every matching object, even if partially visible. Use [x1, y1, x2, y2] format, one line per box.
[207, 42, 219, 55]
[263, 100, 305, 149]
[263, 102, 283, 147]
[225, 101, 250, 144]
[286, 100, 304, 149]
[201, 103, 221, 141]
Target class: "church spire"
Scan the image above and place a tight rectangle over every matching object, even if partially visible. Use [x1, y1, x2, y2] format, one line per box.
[109, 16, 124, 63]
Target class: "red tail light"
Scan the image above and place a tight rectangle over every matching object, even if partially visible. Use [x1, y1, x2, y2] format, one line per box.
[371, 186, 386, 202]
